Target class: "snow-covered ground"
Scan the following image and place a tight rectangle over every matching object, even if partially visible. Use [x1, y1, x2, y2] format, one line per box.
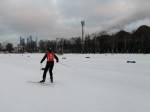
[0, 53, 150, 112]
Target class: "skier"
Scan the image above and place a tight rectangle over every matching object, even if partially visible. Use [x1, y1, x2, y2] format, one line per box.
[40, 48, 59, 83]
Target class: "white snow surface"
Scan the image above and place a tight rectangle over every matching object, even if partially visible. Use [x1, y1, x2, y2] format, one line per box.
[0, 53, 150, 112]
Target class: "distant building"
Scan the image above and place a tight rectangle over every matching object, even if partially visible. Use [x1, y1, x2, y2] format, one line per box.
[17, 35, 38, 53]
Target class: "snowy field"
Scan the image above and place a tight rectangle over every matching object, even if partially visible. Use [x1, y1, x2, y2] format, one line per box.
[0, 53, 150, 112]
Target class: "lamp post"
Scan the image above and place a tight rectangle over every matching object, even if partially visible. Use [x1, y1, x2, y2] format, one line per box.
[56, 37, 64, 54]
[81, 20, 85, 53]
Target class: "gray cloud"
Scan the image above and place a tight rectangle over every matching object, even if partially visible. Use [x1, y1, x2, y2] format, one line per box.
[0, 0, 150, 43]
[57, 0, 150, 31]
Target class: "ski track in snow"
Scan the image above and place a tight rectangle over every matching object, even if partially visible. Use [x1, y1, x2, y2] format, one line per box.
[0, 53, 150, 112]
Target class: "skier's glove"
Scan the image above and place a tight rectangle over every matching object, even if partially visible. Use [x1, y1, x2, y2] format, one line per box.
[56, 60, 59, 63]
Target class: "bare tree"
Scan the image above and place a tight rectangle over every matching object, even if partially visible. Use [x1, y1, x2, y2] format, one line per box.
[6, 43, 14, 53]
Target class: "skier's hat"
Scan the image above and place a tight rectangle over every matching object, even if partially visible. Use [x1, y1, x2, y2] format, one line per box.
[47, 47, 52, 52]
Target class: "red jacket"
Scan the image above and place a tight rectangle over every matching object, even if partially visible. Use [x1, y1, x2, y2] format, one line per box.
[40, 51, 59, 63]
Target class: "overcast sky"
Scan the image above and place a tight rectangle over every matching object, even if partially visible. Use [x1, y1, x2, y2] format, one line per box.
[0, 0, 150, 44]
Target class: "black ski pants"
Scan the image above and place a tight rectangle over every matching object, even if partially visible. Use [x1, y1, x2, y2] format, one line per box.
[42, 61, 54, 82]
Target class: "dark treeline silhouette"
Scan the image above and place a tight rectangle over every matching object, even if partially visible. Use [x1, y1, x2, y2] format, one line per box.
[6, 43, 14, 53]
[0, 25, 150, 53]
[39, 25, 150, 53]
[0, 42, 14, 53]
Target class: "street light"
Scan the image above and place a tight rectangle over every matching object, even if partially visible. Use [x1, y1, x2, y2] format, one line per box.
[56, 37, 64, 54]
[81, 20, 85, 53]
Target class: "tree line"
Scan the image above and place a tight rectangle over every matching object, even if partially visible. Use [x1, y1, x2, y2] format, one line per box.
[0, 25, 150, 53]
[0, 43, 14, 53]
[39, 25, 150, 53]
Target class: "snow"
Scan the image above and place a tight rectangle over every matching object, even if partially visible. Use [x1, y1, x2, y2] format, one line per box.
[0, 53, 150, 112]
